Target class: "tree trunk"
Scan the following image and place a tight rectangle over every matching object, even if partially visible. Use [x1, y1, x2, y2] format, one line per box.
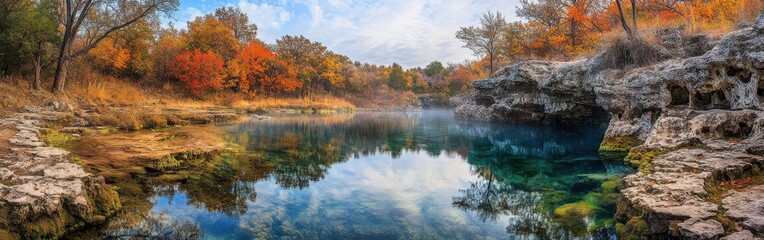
[52, 58, 68, 93]
[33, 54, 41, 90]
[51, 36, 69, 93]
[571, 20, 577, 47]
[615, 0, 634, 39]
[631, 0, 637, 32]
[489, 52, 495, 76]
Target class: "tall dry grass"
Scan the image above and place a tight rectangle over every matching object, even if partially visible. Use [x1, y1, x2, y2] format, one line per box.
[70, 74, 144, 106]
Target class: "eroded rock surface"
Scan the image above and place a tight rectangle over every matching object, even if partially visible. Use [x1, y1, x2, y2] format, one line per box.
[454, 14, 764, 239]
[0, 110, 120, 239]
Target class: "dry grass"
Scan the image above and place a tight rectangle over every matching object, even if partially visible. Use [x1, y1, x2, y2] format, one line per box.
[599, 37, 662, 70]
[88, 109, 176, 131]
[345, 86, 417, 110]
[245, 97, 356, 111]
[0, 77, 58, 117]
[69, 74, 144, 106]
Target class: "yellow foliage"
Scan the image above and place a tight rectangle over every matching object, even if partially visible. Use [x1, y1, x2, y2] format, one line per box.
[88, 38, 131, 71]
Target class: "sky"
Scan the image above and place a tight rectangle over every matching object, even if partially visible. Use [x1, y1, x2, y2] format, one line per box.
[165, 0, 522, 68]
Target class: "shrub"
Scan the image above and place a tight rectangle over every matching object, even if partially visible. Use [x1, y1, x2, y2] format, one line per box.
[142, 114, 168, 129]
[600, 37, 662, 70]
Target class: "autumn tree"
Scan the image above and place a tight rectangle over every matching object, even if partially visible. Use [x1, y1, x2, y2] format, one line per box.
[112, 17, 160, 79]
[425, 61, 448, 77]
[447, 65, 478, 95]
[319, 54, 345, 92]
[185, 16, 240, 60]
[229, 41, 301, 95]
[275, 35, 331, 96]
[387, 63, 407, 90]
[516, 0, 609, 57]
[456, 11, 507, 75]
[51, 0, 179, 93]
[87, 38, 131, 73]
[213, 7, 258, 43]
[168, 50, 224, 95]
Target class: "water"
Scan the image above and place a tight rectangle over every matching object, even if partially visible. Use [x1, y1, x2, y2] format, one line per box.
[96, 110, 627, 239]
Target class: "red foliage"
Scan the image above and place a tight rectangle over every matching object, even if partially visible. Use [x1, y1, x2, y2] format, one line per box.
[168, 50, 225, 95]
[230, 41, 301, 95]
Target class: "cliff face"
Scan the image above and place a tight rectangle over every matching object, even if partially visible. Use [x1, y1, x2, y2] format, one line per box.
[454, 60, 610, 124]
[453, 14, 764, 239]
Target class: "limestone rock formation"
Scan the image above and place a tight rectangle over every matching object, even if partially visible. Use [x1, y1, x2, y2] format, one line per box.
[0, 111, 120, 239]
[453, 14, 764, 239]
[454, 60, 609, 124]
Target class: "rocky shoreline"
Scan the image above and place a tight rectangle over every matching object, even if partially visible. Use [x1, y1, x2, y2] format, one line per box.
[453, 14, 764, 239]
[0, 105, 240, 239]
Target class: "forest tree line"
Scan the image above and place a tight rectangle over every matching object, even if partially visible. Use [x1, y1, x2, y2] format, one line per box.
[457, 0, 763, 75]
[0, 0, 761, 99]
[0, 0, 478, 98]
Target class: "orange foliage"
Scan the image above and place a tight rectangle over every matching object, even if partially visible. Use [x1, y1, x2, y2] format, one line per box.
[447, 66, 479, 94]
[186, 16, 241, 59]
[168, 50, 225, 95]
[229, 41, 301, 96]
[88, 38, 131, 72]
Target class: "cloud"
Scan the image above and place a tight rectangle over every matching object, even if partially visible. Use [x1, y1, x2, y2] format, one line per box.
[281, 0, 522, 68]
[236, 0, 292, 41]
[167, 0, 522, 68]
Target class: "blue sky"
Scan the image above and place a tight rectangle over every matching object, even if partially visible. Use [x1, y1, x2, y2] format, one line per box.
[166, 0, 521, 68]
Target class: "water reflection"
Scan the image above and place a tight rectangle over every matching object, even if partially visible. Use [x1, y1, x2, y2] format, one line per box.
[86, 110, 625, 239]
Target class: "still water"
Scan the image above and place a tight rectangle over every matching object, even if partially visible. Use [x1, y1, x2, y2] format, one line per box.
[100, 110, 627, 239]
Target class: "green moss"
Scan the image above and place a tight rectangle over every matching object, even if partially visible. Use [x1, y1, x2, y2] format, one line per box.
[69, 156, 83, 165]
[156, 173, 188, 182]
[41, 129, 70, 148]
[599, 136, 643, 161]
[601, 178, 621, 193]
[625, 148, 669, 174]
[554, 201, 598, 237]
[156, 155, 182, 172]
[84, 182, 122, 224]
[540, 189, 570, 212]
[627, 139, 710, 174]
[617, 217, 650, 240]
[615, 223, 627, 237]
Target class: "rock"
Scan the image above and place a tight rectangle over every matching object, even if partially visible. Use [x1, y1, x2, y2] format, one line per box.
[47, 101, 74, 112]
[417, 94, 450, 108]
[454, 60, 608, 124]
[0, 111, 120, 238]
[722, 230, 758, 240]
[453, 13, 764, 239]
[723, 185, 764, 235]
[60, 127, 86, 134]
[678, 218, 725, 240]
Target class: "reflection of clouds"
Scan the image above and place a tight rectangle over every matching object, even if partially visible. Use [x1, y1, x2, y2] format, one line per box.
[232, 150, 509, 239]
[132, 111, 615, 239]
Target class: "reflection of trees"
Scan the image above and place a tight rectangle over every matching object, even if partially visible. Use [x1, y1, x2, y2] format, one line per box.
[452, 170, 513, 222]
[177, 160, 258, 216]
[228, 113, 469, 189]
[103, 212, 203, 240]
[452, 169, 576, 239]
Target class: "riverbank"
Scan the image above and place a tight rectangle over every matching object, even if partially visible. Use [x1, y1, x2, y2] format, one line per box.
[453, 14, 764, 239]
[0, 84, 431, 238]
[0, 100, 251, 238]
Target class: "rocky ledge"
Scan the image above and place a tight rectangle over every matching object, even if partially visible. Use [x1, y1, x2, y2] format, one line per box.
[0, 109, 121, 239]
[454, 14, 764, 239]
[0, 104, 242, 239]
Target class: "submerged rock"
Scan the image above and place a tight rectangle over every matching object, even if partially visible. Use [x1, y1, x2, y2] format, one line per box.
[454, 13, 764, 239]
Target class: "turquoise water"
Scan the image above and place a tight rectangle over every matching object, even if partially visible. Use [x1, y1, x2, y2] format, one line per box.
[109, 110, 627, 239]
